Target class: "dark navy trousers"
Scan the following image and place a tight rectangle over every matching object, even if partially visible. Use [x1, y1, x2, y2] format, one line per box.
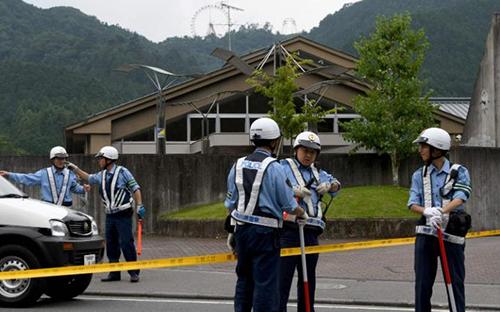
[415, 234, 465, 312]
[234, 224, 281, 312]
[279, 226, 319, 312]
[105, 209, 139, 277]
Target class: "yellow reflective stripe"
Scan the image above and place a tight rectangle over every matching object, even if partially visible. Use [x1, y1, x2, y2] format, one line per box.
[0, 229, 499, 281]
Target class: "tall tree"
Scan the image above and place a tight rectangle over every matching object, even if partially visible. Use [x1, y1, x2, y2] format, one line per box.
[342, 13, 435, 185]
[247, 55, 332, 151]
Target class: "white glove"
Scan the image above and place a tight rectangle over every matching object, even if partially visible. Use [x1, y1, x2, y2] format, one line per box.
[226, 233, 236, 254]
[423, 207, 442, 218]
[64, 161, 79, 171]
[296, 212, 308, 225]
[429, 214, 442, 229]
[316, 182, 331, 195]
[293, 186, 311, 198]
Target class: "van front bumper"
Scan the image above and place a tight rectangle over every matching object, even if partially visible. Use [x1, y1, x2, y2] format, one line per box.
[37, 235, 105, 267]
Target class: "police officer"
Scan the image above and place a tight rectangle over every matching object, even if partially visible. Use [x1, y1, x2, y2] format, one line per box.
[66, 146, 145, 283]
[279, 131, 340, 312]
[408, 128, 472, 312]
[0, 146, 90, 207]
[224, 117, 305, 312]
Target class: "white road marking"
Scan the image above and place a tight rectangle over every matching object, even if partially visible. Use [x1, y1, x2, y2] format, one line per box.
[79, 296, 482, 311]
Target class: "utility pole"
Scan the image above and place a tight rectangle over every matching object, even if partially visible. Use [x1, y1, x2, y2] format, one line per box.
[220, 2, 243, 51]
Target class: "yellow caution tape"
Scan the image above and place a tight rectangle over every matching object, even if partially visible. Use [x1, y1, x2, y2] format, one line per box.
[0, 229, 499, 280]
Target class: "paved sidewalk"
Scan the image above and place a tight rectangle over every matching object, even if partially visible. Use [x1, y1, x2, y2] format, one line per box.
[85, 235, 500, 310]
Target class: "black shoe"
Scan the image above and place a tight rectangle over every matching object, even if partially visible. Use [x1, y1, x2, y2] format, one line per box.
[130, 274, 140, 283]
[101, 275, 121, 282]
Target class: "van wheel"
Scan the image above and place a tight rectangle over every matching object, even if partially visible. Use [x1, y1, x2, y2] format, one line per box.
[45, 274, 92, 300]
[0, 245, 45, 307]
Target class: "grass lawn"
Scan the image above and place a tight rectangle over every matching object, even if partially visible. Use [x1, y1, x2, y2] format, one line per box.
[160, 185, 417, 220]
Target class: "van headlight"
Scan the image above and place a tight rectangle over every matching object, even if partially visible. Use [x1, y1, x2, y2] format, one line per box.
[91, 219, 99, 235]
[49, 220, 69, 237]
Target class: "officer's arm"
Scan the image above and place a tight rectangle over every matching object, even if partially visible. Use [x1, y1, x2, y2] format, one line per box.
[320, 170, 341, 195]
[443, 167, 471, 213]
[7, 170, 43, 186]
[224, 164, 238, 209]
[273, 164, 303, 216]
[442, 198, 464, 214]
[87, 173, 102, 185]
[121, 169, 142, 205]
[71, 166, 91, 182]
[132, 189, 143, 206]
[69, 173, 85, 194]
[408, 171, 425, 214]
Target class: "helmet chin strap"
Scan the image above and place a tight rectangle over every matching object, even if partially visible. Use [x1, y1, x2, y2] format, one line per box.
[51, 159, 66, 170]
[271, 137, 283, 158]
[100, 159, 115, 170]
[425, 146, 446, 166]
[294, 154, 311, 167]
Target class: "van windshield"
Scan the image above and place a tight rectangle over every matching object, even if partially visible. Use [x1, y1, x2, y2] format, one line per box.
[0, 176, 27, 198]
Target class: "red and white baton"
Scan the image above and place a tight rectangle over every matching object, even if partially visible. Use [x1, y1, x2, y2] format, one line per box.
[137, 219, 143, 256]
[437, 227, 457, 312]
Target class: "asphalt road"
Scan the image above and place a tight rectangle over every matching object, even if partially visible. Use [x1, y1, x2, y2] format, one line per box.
[5, 295, 482, 312]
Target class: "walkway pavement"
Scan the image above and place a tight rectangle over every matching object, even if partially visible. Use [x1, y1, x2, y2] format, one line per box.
[85, 235, 500, 310]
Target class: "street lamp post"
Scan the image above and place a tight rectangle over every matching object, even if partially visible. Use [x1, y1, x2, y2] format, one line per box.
[116, 64, 194, 155]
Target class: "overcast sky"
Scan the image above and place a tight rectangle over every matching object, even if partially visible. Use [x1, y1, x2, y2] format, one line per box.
[23, 0, 361, 42]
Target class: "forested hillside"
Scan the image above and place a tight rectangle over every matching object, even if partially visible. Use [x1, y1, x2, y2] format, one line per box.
[1, 0, 499, 154]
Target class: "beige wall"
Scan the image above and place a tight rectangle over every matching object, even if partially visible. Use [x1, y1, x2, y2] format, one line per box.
[89, 134, 111, 154]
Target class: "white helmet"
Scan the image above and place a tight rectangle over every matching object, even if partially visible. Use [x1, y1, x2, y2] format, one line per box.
[249, 117, 281, 141]
[293, 131, 321, 151]
[413, 127, 451, 151]
[50, 146, 68, 159]
[95, 146, 119, 160]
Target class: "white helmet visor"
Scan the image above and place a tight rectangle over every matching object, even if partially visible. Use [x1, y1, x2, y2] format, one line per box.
[52, 153, 68, 159]
[94, 152, 105, 158]
[296, 139, 321, 150]
[413, 136, 429, 144]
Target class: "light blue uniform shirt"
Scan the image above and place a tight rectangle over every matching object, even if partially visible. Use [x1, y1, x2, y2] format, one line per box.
[280, 158, 339, 216]
[8, 166, 84, 204]
[88, 164, 140, 193]
[224, 149, 298, 219]
[407, 158, 471, 211]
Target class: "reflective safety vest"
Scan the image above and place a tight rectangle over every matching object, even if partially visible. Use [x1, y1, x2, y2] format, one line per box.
[46, 167, 70, 206]
[230, 151, 282, 229]
[418, 163, 465, 245]
[283, 158, 325, 230]
[99, 166, 133, 214]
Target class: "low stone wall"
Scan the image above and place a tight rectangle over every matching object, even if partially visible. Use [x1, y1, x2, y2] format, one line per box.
[157, 218, 418, 239]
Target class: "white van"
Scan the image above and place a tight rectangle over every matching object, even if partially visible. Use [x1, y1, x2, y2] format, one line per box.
[0, 175, 104, 306]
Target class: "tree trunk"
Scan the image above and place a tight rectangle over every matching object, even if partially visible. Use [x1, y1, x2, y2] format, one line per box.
[390, 151, 400, 186]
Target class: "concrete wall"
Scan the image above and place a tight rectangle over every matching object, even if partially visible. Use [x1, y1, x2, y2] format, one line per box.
[463, 14, 500, 146]
[157, 218, 417, 239]
[449, 147, 500, 230]
[1, 147, 497, 232]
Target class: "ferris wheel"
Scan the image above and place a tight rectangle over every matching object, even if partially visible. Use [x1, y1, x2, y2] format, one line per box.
[191, 4, 228, 38]
[281, 18, 298, 35]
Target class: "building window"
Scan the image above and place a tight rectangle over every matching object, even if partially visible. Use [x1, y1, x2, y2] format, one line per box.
[338, 118, 355, 133]
[190, 117, 215, 141]
[166, 117, 187, 141]
[220, 118, 246, 132]
[122, 127, 154, 141]
[317, 118, 334, 133]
